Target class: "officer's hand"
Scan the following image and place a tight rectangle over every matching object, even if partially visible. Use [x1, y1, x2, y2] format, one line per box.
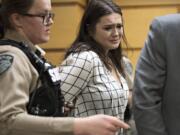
[73, 114, 130, 135]
[64, 102, 75, 116]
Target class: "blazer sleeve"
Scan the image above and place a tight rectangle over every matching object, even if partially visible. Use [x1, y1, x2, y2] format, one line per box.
[133, 18, 168, 135]
[59, 51, 93, 102]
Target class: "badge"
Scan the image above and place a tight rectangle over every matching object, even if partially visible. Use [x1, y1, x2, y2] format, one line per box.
[0, 54, 14, 75]
[48, 67, 61, 83]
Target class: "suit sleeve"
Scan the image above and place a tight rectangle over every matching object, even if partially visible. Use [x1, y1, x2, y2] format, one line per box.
[133, 18, 168, 135]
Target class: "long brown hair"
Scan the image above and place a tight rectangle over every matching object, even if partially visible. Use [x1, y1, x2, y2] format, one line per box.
[65, 0, 128, 74]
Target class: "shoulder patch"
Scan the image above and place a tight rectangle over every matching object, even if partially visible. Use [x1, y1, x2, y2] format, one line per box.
[0, 54, 14, 75]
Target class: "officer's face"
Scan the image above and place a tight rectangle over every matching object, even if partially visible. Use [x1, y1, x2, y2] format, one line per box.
[19, 0, 53, 44]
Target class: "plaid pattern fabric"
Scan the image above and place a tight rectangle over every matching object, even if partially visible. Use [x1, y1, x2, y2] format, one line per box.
[60, 51, 129, 120]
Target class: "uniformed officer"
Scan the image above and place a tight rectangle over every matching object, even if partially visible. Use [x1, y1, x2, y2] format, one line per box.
[0, 0, 129, 135]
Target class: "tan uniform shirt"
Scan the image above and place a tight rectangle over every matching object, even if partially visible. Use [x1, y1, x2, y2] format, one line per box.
[0, 30, 74, 135]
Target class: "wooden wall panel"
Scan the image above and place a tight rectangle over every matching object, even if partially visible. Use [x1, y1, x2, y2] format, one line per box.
[46, 5, 83, 48]
[126, 49, 141, 69]
[42, 0, 85, 65]
[115, 0, 180, 6]
[45, 51, 66, 65]
[123, 6, 178, 48]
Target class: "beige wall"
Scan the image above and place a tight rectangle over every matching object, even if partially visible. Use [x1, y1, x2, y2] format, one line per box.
[43, 0, 180, 68]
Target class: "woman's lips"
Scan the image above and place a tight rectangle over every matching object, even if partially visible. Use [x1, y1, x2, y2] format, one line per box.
[110, 39, 120, 44]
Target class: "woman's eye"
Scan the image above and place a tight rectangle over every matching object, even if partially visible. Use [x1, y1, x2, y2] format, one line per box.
[104, 27, 112, 31]
[117, 24, 123, 29]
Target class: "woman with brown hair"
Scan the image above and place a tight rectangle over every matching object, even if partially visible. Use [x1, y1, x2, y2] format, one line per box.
[60, 0, 130, 134]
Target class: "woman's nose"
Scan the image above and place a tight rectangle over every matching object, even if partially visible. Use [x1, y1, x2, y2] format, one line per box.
[112, 28, 119, 36]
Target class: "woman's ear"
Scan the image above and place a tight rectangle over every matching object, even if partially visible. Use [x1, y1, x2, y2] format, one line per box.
[9, 13, 23, 28]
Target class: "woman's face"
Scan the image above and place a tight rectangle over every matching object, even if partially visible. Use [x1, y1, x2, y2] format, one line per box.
[19, 0, 53, 44]
[91, 13, 123, 53]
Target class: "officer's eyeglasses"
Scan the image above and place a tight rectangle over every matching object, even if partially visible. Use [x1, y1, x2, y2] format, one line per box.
[20, 12, 55, 25]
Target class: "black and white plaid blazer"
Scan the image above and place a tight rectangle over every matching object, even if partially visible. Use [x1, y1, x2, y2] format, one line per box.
[59, 51, 129, 120]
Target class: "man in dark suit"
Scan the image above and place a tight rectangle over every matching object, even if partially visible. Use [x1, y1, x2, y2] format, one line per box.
[133, 14, 180, 135]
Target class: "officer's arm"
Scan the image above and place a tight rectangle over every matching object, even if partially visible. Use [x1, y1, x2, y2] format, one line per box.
[0, 49, 74, 135]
